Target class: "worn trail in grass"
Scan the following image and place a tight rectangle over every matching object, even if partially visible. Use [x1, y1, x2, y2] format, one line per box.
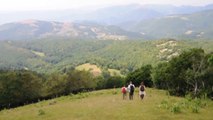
[0, 88, 213, 120]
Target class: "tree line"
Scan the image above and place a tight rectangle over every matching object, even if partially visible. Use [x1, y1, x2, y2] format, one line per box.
[0, 69, 124, 110]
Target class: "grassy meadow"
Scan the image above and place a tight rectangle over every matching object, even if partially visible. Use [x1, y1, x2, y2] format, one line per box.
[0, 88, 213, 120]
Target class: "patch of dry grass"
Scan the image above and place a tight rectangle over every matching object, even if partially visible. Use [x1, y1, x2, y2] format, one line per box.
[75, 63, 102, 76]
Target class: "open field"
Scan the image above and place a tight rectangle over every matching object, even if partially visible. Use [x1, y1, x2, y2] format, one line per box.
[0, 88, 213, 120]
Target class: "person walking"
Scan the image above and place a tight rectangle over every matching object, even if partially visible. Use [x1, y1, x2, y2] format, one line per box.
[128, 81, 135, 100]
[121, 85, 127, 100]
[139, 82, 146, 100]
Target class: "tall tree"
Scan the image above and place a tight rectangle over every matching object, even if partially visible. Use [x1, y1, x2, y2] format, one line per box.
[0, 71, 42, 107]
[126, 64, 153, 87]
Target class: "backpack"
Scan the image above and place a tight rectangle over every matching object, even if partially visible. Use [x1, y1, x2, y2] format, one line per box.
[122, 87, 127, 93]
[130, 85, 134, 93]
[140, 85, 145, 91]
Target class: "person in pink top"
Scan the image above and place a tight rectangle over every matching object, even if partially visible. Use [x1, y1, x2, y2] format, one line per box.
[121, 85, 127, 100]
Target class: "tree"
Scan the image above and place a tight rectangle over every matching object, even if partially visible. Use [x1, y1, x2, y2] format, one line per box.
[65, 70, 96, 93]
[0, 70, 43, 108]
[94, 76, 106, 89]
[126, 64, 153, 87]
[44, 73, 67, 98]
[152, 48, 211, 97]
[208, 53, 213, 65]
[152, 62, 170, 89]
[202, 53, 213, 97]
[181, 49, 208, 97]
[105, 76, 124, 88]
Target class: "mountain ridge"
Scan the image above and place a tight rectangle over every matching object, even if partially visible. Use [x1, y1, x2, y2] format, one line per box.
[0, 19, 142, 41]
[0, 4, 213, 40]
[1, 4, 213, 25]
[127, 9, 213, 39]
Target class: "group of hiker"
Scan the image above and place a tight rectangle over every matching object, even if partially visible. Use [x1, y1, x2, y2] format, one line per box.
[121, 81, 146, 100]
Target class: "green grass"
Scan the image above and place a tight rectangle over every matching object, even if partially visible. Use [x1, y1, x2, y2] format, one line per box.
[0, 88, 213, 120]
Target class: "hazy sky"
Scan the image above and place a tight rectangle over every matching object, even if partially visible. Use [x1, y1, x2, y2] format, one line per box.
[1, 0, 213, 11]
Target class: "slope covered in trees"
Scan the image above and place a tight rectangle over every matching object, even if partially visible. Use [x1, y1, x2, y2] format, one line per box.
[0, 39, 213, 74]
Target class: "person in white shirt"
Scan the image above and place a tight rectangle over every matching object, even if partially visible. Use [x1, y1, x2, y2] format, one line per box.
[128, 81, 135, 100]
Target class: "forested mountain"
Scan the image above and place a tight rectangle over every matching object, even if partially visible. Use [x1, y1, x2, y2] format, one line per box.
[1, 9, 213, 40]
[128, 10, 213, 39]
[82, 4, 213, 25]
[0, 20, 142, 41]
[0, 39, 212, 74]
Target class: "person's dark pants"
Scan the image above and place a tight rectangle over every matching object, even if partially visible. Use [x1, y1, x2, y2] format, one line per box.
[129, 92, 134, 100]
[140, 94, 144, 100]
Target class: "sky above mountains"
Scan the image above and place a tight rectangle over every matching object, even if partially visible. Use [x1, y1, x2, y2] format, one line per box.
[1, 0, 213, 11]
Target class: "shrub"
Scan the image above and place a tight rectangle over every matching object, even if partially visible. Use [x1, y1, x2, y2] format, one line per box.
[191, 105, 199, 113]
[38, 109, 45, 116]
[171, 103, 181, 113]
[159, 100, 169, 109]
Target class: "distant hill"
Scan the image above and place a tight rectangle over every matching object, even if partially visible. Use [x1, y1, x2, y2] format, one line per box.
[0, 20, 142, 41]
[80, 4, 163, 25]
[86, 4, 213, 26]
[128, 10, 213, 39]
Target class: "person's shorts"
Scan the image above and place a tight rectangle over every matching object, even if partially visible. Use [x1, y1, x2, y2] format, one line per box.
[139, 91, 146, 96]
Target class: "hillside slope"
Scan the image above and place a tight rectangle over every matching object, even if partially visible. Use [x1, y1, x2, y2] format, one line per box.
[0, 88, 212, 120]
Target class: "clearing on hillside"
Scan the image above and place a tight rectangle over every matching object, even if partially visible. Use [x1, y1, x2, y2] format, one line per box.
[75, 63, 102, 76]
